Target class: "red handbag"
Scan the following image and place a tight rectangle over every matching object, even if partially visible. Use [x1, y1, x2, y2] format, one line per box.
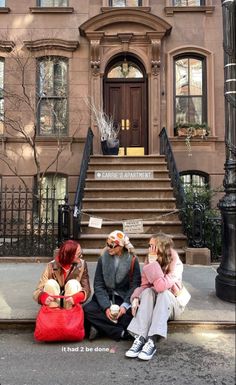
[34, 296, 85, 342]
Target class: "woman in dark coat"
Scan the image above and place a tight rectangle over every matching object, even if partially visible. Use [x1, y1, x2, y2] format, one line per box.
[84, 230, 141, 341]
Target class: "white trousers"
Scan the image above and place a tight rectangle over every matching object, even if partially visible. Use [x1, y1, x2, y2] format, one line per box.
[127, 288, 184, 339]
[44, 279, 82, 309]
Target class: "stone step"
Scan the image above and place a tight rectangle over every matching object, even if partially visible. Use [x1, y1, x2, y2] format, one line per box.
[88, 162, 168, 171]
[81, 248, 186, 263]
[85, 178, 172, 188]
[86, 170, 169, 179]
[78, 233, 187, 249]
[81, 208, 180, 220]
[83, 187, 175, 199]
[80, 220, 183, 234]
[82, 197, 177, 210]
[89, 155, 166, 163]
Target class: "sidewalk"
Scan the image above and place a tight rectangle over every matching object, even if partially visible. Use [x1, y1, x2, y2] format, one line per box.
[0, 262, 235, 327]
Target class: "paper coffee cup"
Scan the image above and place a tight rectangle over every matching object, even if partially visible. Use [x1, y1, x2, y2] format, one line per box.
[110, 304, 120, 322]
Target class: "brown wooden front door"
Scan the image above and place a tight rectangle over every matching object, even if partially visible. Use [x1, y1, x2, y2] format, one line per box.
[104, 80, 147, 154]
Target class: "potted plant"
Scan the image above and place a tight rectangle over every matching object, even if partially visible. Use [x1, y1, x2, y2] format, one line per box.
[175, 122, 210, 154]
[86, 98, 120, 155]
[175, 122, 210, 138]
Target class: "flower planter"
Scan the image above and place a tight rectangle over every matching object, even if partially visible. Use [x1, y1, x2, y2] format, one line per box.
[101, 139, 119, 155]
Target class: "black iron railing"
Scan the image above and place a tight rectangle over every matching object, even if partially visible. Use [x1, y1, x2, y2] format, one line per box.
[159, 127, 222, 261]
[159, 127, 185, 209]
[58, 128, 94, 244]
[0, 185, 57, 256]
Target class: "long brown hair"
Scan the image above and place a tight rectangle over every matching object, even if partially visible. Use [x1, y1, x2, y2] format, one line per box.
[151, 232, 174, 272]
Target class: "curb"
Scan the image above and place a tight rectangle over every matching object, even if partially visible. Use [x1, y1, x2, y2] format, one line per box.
[0, 319, 235, 331]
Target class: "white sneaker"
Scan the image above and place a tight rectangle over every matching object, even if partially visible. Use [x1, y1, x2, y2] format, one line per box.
[125, 336, 146, 358]
[138, 338, 156, 361]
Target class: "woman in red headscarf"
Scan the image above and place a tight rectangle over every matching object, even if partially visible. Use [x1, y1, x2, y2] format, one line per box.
[33, 240, 90, 309]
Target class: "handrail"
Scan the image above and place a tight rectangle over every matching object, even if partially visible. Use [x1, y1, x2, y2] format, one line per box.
[73, 127, 94, 238]
[159, 127, 185, 209]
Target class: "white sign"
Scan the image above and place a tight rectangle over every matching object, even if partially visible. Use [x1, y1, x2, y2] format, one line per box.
[95, 171, 153, 180]
[88, 216, 103, 229]
[123, 219, 144, 234]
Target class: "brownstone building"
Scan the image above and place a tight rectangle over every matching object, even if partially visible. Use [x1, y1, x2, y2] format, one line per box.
[0, 0, 225, 206]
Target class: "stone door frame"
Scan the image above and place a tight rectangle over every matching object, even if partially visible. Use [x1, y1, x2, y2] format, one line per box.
[79, 9, 172, 154]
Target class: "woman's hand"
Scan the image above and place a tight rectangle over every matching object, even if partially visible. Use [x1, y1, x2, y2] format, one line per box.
[44, 295, 55, 306]
[105, 308, 114, 321]
[117, 306, 126, 319]
[131, 298, 139, 317]
[64, 296, 74, 306]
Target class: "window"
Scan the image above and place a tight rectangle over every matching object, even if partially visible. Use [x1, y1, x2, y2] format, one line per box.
[180, 171, 209, 191]
[107, 60, 143, 78]
[174, 55, 206, 128]
[0, 0, 5, 6]
[35, 174, 67, 222]
[37, 57, 68, 136]
[0, 59, 4, 135]
[109, 0, 142, 6]
[37, 0, 68, 6]
[173, 0, 204, 5]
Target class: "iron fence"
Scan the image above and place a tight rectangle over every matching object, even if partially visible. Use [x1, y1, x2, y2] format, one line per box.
[0, 185, 58, 257]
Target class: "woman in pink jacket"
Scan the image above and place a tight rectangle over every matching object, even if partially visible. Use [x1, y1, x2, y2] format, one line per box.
[125, 232, 185, 361]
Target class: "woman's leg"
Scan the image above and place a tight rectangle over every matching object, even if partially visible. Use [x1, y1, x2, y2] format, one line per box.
[64, 279, 82, 309]
[148, 290, 182, 339]
[127, 288, 156, 339]
[43, 279, 60, 307]
[83, 296, 125, 341]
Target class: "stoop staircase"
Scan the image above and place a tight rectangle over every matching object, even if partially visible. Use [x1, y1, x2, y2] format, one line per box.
[78, 155, 187, 262]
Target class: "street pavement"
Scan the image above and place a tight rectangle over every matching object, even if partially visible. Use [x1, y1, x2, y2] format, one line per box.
[0, 329, 235, 385]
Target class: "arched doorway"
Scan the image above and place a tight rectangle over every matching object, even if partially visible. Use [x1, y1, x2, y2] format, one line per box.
[104, 54, 148, 155]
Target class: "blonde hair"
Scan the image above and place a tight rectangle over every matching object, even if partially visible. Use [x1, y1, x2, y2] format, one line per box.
[150, 232, 174, 271]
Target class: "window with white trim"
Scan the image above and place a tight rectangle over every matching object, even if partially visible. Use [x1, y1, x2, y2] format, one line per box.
[174, 55, 207, 128]
[37, 57, 68, 136]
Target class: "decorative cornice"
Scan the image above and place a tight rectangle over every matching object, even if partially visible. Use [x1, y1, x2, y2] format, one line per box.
[29, 7, 74, 14]
[24, 39, 79, 52]
[0, 40, 15, 53]
[79, 9, 172, 38]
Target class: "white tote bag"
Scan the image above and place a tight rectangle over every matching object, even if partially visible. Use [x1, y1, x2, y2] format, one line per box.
[176, 286, 191, 307]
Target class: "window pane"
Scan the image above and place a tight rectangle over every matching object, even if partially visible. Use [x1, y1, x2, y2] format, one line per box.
[54, 99, 67, 134]
[189, 97, 202, 124]
[108, 63, 143, 78]
[39, 60, 53, 96]
[176, 59, 189, 95]
[0, 0, 5, 6]
[54, 60, 67, 96]
[189, 59, 202, 95]
[40, 174, 67, 222]
[39, 0, 68, 6]
[111, 0, 126, 6]
[173, 0, 201, 5]
[0, 99, 3, 135]
[39, 99, 54, 135]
